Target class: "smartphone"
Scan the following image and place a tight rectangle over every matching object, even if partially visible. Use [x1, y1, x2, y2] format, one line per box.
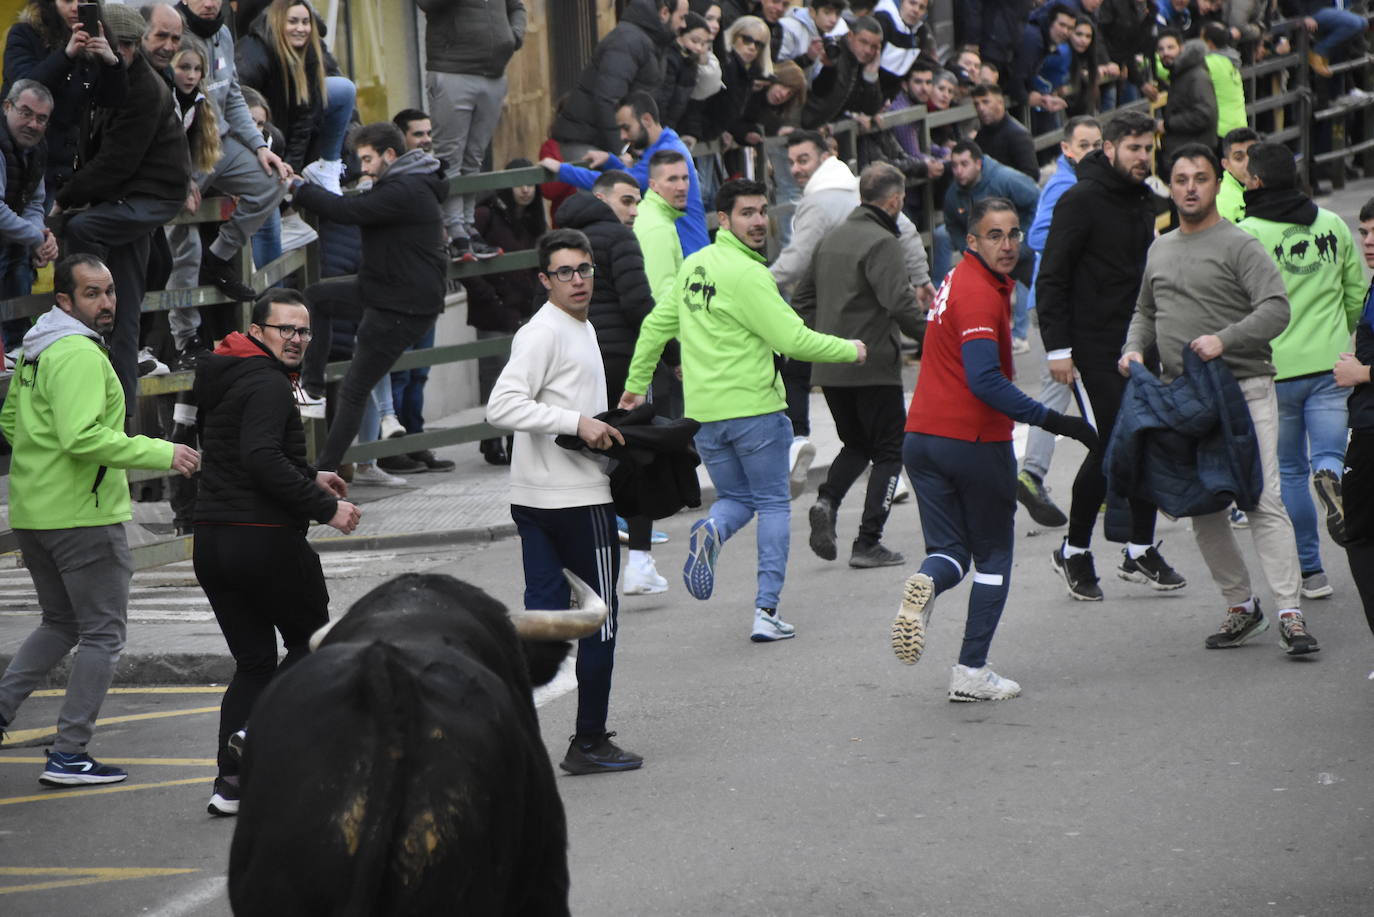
[77, 1, 100, 35]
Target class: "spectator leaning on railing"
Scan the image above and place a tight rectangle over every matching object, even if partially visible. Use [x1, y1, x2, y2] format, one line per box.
[0, 79, 58, 348]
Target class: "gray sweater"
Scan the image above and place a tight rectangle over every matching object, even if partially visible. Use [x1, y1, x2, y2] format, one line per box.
[1125, 219, 1290, 381]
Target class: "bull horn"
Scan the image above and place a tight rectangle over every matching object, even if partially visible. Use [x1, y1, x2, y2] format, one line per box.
[510, 570, 609, 641]
[308, 616, 341, 652]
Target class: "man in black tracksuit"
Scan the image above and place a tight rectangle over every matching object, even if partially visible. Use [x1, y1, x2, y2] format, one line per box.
[294, 122, 448, 472]
[1036, 110, 1186, 600]
[193, 288, 360, 817]
[794, 163, 924, 569]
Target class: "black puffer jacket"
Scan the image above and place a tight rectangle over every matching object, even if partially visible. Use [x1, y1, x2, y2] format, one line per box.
[192, 332, 337, 528]
[556, 191, 655, 363]
[552, 0, 674, 152]
[682, 49, 758, 142]
[463, 190, 542, 332]
[293, 150, 449, 316]
[1160, 39, 1217, 158]
[1099, 0, 1156, 86]
[236, 11, 326, 170]
[1034, 148, 1157, 370]
[655, 43, 699, 133]
[802, 40, 882, 129]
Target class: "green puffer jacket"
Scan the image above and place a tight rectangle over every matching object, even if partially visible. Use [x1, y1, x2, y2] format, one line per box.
[626, 228, 858, 422]
[0, 307, 174, 529]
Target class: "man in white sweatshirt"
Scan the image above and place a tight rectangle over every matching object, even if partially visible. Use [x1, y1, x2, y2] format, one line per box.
[486, 229, 641, 776]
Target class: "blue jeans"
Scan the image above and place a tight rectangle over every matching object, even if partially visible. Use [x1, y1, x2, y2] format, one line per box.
[320, 76, 356, 162]
[694, 411, 793, 610]
[932, 224, 952, 288]
[1277, 373, 1349, 573]
[390, 325, 435, 433]
[251, 208, 282, 278]
[0, 244, 35, 348]
[766, 142, 801, 246]
[357, 374, 397, 453]
[1313, 7, 1367, 59]
[1012, 281, 1030, 342]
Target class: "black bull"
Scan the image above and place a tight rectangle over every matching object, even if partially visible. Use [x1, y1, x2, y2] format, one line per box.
[227, 572, 607, 916]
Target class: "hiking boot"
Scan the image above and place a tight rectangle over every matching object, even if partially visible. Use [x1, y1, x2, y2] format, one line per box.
[377, 453, 427, 474]
[1205, 602, 1269, 649]
[1278, 612, 1320, 656]
[750, 607, 796, 642]
[1313, 470, 1344, 543]
[1229, 506, 1249, 529]
[683, 518, 721, 600]
[891, 572, 935, 665]
[948, 664, 1021, 702]
[788, 436, 816, 500]
[1301, 571, 1333, 599]
[560, 732, 643, 775]
[849, 542, 904, 568]
[808, 497, 837, 561]
[623, 550, 668, 595]
[1117, 542, 1186, 591]
[409, 449, 455, 472]
[1016, 470, 1067, 527]
[199, 250, 258, 302]
[207, 776, 240, 817]
[1052, 544, 1103, 601]
[39, 751, 128, 786]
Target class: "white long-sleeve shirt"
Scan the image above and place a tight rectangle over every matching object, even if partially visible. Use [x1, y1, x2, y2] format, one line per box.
[486, 302, 612, 509]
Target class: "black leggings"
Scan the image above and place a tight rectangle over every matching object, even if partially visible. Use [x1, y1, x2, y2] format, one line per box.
[1343, 430, 1374, 639]
[194, 525, 330, 776]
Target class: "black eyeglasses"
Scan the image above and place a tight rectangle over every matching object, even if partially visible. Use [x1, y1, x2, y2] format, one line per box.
[260, 322, 314, 341]
[546, 263, 595, 282]
[739, 35, 766, 50]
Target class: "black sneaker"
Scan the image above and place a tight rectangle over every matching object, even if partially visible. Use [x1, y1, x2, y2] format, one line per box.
[1117, 542, 1186, 590]
[1312, 470, 1344, 543]
[377, 453, 428, 474]
[1205, 602, 1269, 648]
[226, 728, 246, 763]
[468, 235, 503, 260]
[1016, 470, 1067, 527]
[808, 497, 837, 561]
[409, 449, 455, 472]
[1051, 544, 1103, 601]
[480, 438, 510, 465]
[199, 251, 258, 302]
[207, 776, 240, 817]
[449, 236, 475, 262]
[559, 732, 643, 776]
[1278, 612, 1320, 656]
[849, 542, 905, 568]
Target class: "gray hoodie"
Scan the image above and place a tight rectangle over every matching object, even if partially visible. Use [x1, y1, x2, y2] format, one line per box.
[21, 306, 103, 362]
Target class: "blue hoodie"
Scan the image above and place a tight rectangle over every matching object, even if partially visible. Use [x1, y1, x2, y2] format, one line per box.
[943, 154, 1042, 243]
[555, 125, 709, 256]
[1025, 152, 1079, 311]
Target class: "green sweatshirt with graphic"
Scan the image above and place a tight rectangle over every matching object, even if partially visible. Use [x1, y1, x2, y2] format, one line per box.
[626, 228, 859, 422]
[1237, 207, 1365, 381]
[1206, 51, 1247, 139]
[0, 307, 174, 530]
[633, 189, 685, 309]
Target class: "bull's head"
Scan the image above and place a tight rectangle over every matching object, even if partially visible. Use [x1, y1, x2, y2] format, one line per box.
[307, 569, 608, 652]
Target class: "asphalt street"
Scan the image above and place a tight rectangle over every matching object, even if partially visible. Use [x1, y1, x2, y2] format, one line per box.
[2, 476, 1371, 916]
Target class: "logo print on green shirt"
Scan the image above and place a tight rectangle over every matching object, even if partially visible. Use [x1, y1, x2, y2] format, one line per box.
[1272, 225, 1339, 276]
[684, 265, 717, 312]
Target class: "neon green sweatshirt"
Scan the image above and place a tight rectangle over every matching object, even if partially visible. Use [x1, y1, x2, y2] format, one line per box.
[0, 307, 174, 529]
[633, 189, 685, 309]
[1205, 51, 1247, 139]
[625, 228, 858, 422]
[1217, 170, 1246, 223]
[1237, 206, 1366, 381]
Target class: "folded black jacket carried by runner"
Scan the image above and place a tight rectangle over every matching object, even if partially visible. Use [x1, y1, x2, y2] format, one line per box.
[555, 403, 702, 520]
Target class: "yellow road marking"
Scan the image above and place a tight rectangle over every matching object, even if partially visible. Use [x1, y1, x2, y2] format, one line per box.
[1, 706, 220, 745]
[0, 866, 198, 895]
[0, 776, 208, 807]
[30, 687, 225, 697]
[0, 756, 215, 766]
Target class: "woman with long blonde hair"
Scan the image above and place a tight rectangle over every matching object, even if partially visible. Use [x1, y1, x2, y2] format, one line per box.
[170, 37, 222, 175]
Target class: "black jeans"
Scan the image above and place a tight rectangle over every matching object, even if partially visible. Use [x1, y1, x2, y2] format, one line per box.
[193, 524, 330, 777]
[1068, 366, 1158, 548]
[782, 358, 811, 437]
[818, 385, 905, 547]
[302, 277, 438, 470]
[64, 196, 184, 414]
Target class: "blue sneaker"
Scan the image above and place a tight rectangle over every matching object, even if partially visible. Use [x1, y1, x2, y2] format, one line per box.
[40, 751, 128, 786]
[617, 516, 669, 545]
[683, 518, 721, 600]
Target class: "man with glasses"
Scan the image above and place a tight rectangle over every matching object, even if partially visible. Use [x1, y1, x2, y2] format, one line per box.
[192, 288, 359, 816]
[0, 80, 58, 348]
[487, 229, 642, 776]
[291, 122, 447, 474]
[892, 199, 1097, 702]
[1037, 110, 1186, 602]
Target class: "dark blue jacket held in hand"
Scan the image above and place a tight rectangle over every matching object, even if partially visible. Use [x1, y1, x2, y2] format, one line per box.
[1105, 347, 1262, 518]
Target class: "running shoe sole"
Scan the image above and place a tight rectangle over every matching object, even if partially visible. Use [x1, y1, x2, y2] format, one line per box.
[207, 794, 240, 816]
[683, 519, 720, 600]
[1117, 565, 1187, 591]
[891, 573, 935, 665]
[1313, 471, 1344, 542]
[789, 441, 815, 500]
[1205, 613, 1270, 649]
[1015, 473, 1068, 527]
[1051, 551, 1103, 601]
[808, 502, 837, 561]
[39, 771, 128, 787]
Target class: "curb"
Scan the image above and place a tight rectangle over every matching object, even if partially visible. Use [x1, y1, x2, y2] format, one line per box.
[310, 521, 518, 552]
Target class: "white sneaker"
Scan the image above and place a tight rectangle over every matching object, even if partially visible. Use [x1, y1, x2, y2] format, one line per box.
[891, 573, 935, 665]
[623, 549, 668, 595]
[302, 158, 344, 195]
[379, 413, 406, 440]
[137, 347, 169, 377]
[788, 436, 815, 500]
[948, 664, 1021, 702]
[295, 388, 325, 420]
[750, 607, 796, 642]
[279, 211, 319, 252]
[352, 463, 405, 486]
[1011, 337, 1031, 355]
[892, 472, 911, 504]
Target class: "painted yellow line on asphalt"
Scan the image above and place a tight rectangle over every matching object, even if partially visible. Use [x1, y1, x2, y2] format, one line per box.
[0, 776, 207, 807]
[0, 866, 198, 895]
[0, 756, 215, 766]
[1, 706, 220, 745]
[30, 687, 225, 697]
